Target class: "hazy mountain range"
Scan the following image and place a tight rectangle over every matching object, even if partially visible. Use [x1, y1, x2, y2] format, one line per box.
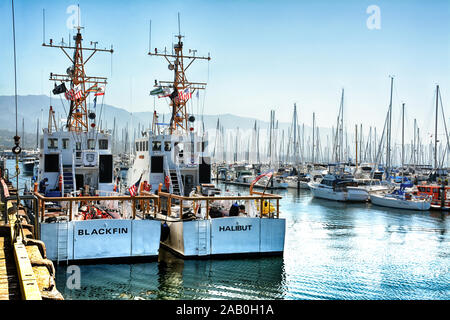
[0, 95, 335, 152]
[0, 94, 329, 133]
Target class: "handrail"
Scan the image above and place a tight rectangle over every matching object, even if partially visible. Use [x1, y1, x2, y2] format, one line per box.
[34, 192, 159, 202]
[157, 191, 281, 201]
[72, 151, 76, 192]
[157, 191, 281, 219]
[34, 191, 160, 221]
[175, 157, 184, 196]
[163, 154, 173, 193]
[59, 152, 64, 195]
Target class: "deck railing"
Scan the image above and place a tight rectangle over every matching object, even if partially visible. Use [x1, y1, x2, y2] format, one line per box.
[155, 190, 282, 219]
[33, 192, 160, 225]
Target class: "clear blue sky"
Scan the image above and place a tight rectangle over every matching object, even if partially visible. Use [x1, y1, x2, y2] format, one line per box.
[1, 0, 449, 141]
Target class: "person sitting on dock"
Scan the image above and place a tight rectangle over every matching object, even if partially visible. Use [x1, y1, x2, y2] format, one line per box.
[39, 177, 48, 194]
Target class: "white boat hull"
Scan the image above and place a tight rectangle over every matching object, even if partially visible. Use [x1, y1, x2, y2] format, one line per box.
[40, 219, 161, 261]
[309, 184, 369, 202]
[287, 180, 310, 190]
[160, 217, 286, 257]
[370, 194, 431, 211]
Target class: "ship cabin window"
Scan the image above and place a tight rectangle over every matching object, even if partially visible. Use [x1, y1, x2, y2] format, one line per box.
[136, 142, 140, 152]
[88, 139, 95, 150]
[140, 141, 144, 152]
[152, 141, 161, 151]
[75, 142, 81, 151]
[62, 139, 70, 149]
[145, 141, 148, 151]
[48, 138, 58, 149]
[162, 142, 169, 152]
[99, 139, 108, 150]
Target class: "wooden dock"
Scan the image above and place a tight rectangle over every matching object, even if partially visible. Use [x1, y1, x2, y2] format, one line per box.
[0, 226, 21, 300]
[0, 176, 63, 300]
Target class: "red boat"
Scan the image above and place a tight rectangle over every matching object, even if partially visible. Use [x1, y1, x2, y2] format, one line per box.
[416, 183, 450, 210]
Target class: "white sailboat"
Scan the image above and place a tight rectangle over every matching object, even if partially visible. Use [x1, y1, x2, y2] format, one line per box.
[370, 185, 431, 211]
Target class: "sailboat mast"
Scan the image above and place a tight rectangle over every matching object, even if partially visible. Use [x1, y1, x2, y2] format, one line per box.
[312, 112, 315, 164]
[434, 85, 439, 169]
[355, 124, 358, 170]
[293, 104, 297, 165]
[386, 76, 394, 178]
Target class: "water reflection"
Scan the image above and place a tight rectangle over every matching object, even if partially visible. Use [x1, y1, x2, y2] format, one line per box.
[8, 158, 447, 300]
[55, 248, 286, 300]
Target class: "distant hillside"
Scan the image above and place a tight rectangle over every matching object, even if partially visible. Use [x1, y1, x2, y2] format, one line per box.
[0, 94, 300, 132]
[0, 95, 333, 146]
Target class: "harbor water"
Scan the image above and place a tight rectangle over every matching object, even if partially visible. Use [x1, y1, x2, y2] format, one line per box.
[7, 161, 449, 300]
[56, 186, 449, 300]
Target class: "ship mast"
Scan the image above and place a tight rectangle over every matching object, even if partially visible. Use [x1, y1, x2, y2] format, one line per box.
[43, 23, 113, 132]
[148, 14, 211, 134]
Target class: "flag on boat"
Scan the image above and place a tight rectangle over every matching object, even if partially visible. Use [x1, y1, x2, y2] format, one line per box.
[95, 86, 105, 96]
[158, 88, 171, 98]
[178, 87, 191, 101]
[150, 87, 164, 96]
[64, 88, 74, 100]
[52, 82, 67, 95]
[64, 85, 82, 100]
[150, 86, 171, 98]
[128, 174, 142, 197]
[73, 84, 83, 100]
[86, 83, 100, 93]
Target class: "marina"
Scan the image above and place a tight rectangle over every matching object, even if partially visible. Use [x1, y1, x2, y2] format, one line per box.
[0, 0, 449, 303]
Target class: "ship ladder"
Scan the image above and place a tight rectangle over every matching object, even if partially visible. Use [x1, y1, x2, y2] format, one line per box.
[169, 170, 181, 195]
[197, 220, 209, 256]
[56, 222, 69, 265]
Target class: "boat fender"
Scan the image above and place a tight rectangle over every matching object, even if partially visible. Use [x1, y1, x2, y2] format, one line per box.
[161, 222, 170, 241]
[164, 176, 170, 190]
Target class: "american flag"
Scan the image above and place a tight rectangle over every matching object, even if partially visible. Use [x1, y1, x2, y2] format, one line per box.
[74, 85, 83, 100]
[178, 87, 191, 101]
[128, 175, 142, 197]
[65, 89, 74, 100]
